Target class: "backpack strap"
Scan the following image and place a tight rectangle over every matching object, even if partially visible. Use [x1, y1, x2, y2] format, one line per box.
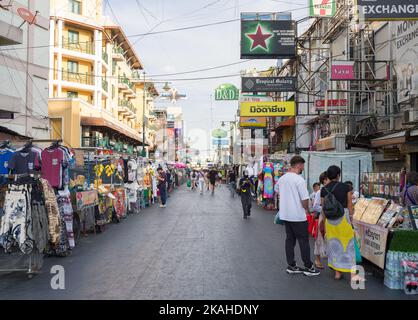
[324, 182, 339, 195]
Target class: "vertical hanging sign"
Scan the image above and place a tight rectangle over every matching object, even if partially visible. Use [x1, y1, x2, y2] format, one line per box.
[309, 0, 337, 18]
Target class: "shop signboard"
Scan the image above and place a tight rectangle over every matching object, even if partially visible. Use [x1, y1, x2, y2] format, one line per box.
[353, 221, 389, 269]
[74, 150, 85, 167]
[241, 19, 296, 59]
[167, 121, 175, 128]
[239, 94, 273, 103]
[167, 128, 175, 137]
[214, 83, 239, 100]
[331, 61, 355, 80]
[357, 0, 418, 21]
[76, 191, 98, 210]
[212, 138, 229, 146]
[240, 116, 267, 127]
[212, 128, 228, 139]
[240, 101, 296, 117]
[309, 0, 336, 17]
[241, 76, 296, 92]
[315, 99, 348, 111]
[392, 21, 418, 103]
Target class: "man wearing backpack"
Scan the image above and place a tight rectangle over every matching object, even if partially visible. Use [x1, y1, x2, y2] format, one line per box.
[277, 155, 320, 277]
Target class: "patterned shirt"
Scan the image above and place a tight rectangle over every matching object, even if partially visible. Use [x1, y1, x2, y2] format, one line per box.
[400, 185, 418, 206]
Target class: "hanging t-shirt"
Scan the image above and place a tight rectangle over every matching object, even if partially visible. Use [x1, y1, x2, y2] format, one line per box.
[8, 150, 39, 174]
[41, 148, 64, 188]
[127, 159, 137, 182]
[0, 149, 14, 174]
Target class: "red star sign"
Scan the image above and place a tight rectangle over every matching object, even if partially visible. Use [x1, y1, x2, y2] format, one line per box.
[246, 25, 273, 51]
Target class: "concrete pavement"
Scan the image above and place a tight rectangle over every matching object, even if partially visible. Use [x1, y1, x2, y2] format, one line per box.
[0, 184, 415, 300]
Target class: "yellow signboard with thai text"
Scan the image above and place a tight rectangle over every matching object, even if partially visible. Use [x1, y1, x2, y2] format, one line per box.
[240, 101, 295, 117]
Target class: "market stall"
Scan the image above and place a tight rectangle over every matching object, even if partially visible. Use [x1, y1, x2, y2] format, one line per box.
[352, 196, 418, 294]
[256, 154, 292, 210]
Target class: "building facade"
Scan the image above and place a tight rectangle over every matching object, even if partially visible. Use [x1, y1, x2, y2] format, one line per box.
[0, 0, 50, 140]
[269, 0, 418, 172]
[48, 0, 158, 155]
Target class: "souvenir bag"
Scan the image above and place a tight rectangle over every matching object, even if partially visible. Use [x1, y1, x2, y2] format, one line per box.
[307, 213, 315, 235]
[274, 212, 283, 225]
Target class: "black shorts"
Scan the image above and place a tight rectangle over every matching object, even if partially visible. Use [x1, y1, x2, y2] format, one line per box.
[209, 180, 216, 185]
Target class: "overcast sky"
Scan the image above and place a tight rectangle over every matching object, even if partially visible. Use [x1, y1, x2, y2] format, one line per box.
[106, 0, 311, 160]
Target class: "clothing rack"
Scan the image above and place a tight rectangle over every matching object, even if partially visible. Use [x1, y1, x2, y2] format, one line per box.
[0, 177, 44, 279]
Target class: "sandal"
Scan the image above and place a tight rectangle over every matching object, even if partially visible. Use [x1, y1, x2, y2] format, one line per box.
[315, 262, 324, 269]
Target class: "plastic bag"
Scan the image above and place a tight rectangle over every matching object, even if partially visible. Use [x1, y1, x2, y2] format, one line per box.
[274, 212, 283, 225]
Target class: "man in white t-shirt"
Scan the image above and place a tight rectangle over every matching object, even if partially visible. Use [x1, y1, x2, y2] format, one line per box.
[277, 155, 320, 277]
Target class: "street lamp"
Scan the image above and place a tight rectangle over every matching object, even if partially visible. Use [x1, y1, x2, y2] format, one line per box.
[141, 71, 146, 157]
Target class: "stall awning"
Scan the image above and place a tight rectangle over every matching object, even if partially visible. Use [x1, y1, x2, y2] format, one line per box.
[277, 117, 295, 127]
[371, 131, 407, 148]
[80, 117, 148, 146]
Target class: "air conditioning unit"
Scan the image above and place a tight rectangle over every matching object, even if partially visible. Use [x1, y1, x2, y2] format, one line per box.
[404, 109, 418, 123]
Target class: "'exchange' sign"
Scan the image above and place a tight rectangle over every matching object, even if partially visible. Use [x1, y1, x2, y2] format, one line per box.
[357, 0, 418, 21]
[240, 101, 296, 117]
[241, 77, 296, 93]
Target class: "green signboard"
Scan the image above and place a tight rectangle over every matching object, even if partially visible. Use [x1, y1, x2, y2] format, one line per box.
[212, 129, 227, 139]
[215, 83, 239, 101]
[241, 20, 296, 59]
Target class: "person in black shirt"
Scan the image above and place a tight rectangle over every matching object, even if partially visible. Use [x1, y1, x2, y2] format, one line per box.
[208, 168, 218, 195]
[157, 167, 167, 208]
[239, 170, 254, 219]
[320, 165, 358, 282]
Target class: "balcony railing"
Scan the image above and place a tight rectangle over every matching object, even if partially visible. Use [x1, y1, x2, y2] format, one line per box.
[62, 69, 95, 85]
[118, 99, 136, 113]
[118, 76, 134, 91]
[102, 51, 109, 63]
[62, 37, 94, 55]
[113, 46, 124, 55]
[102, 79, 108, 92]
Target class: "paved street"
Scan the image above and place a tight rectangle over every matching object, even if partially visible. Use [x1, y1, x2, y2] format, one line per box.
[0, 185, 415, 300]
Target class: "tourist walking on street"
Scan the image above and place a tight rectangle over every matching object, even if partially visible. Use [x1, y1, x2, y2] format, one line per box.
[208, 167, 218, 195]
[157, 167, 167, 208]
[320, 165, 360, 281]
[312, 172, 330, 269]
[239, 170, 254, 219]
[198, 170, 205, 195]
[204, 169, 210, 191]
[277, 155, 320, 277]
[228, 169, 237, 197]
[191, 169, 198, 190]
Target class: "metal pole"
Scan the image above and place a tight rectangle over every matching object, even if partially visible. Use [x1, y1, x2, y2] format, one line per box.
[142, 71, 146, 157]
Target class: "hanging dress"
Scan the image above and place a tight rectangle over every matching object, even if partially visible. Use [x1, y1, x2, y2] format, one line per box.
[263, 162, 274, 199]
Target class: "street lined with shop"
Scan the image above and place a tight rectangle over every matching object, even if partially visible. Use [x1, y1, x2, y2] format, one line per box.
[0, 185, 413, 300]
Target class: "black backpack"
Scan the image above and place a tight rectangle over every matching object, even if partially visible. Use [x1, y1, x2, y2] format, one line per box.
[323, 183, 345, 220]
